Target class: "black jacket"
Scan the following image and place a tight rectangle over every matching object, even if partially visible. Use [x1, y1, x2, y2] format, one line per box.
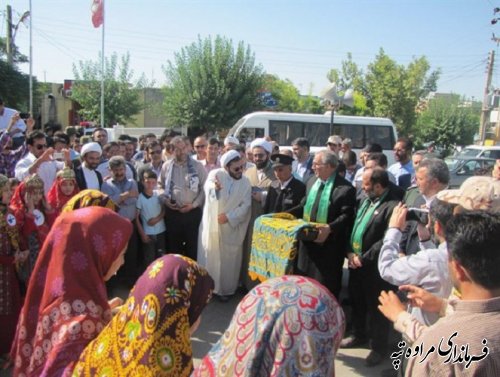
[347, 184, 401, 265]
[74, 166, 103, 190]
[264, 177, 306, 214]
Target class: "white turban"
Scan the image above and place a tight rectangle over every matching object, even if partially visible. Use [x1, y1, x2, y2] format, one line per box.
[220, 150, 241, 168]
[250, 138, 272, 154]
[224, 136, 239, 146]
[80, 142, 102, 157]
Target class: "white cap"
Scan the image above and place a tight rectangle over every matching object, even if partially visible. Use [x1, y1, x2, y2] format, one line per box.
[250, 138, 272, 154]
[80, 142, 102, 157]
[220, 150, 241, 167]
[224, 136, 239, 146]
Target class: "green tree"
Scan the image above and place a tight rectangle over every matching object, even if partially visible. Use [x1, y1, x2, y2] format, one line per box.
[71, 52, 146, 127]
[364, 48, 440, 135]
[0, 59, 32, 110]
[414, 96, 479, 152]
[162, 35, 264, 133]
[0, 36, 28, 64]
[327, 52, 364, 92]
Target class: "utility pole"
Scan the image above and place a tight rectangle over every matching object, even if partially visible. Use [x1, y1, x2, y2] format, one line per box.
[479, 50, 495, 145]
[6, 5, 13, 66]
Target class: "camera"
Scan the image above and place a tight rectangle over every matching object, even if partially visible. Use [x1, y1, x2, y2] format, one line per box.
[19, 112, 30, 120]
[405, 208, 429, 224]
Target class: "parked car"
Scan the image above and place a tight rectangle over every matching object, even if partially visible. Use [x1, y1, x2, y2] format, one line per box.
[445, 156, 496, 188]
[455, 145, 500, 159]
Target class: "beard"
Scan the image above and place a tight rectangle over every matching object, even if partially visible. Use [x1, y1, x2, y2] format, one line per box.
[228, 170, 242, 180]
[255, 159, 268, 170]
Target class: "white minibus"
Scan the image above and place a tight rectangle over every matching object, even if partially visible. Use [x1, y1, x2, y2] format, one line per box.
[228, 111, 398, 164]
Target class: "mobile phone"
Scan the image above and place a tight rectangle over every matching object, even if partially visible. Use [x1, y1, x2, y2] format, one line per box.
[405, 208, 429, 224]
[396, 289, 409, 303]
[53, 152, 64, 159]
[19, 112, 30, 120]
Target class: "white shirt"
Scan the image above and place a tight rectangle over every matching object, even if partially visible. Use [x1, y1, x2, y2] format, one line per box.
[15, 153, 64, 194]
[82, 164, 101, 190]
[280, 176, 293, 190]
[0, 107, 26, 138]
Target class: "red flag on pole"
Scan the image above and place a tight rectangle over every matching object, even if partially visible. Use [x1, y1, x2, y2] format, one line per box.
[91, 0, 103, 28]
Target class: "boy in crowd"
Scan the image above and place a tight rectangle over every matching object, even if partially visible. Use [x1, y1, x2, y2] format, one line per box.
[135, 170, 167, 271]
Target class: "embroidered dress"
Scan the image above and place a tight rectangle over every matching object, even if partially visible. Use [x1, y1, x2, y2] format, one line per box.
[73, 254, 214, 377]
[9, 181, 57, 284]
[61, 189, 117, 213]
[10, 207, 133, 377]
[0, 207, 22, 354]
[193, 275, 345, 377]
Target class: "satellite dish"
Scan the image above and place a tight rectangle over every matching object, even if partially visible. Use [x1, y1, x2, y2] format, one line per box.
[341, 88, 354, 107]
[320, 83, 338, 102]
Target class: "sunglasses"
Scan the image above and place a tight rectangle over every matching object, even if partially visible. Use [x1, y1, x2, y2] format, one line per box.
[35, 144, 48, 150]
[327, 143, 339, 147]
[232, 166, 244, 172]
[150, 150, 162, 154]
[194, 145, 207, 149]
[253, 153, 266, 158]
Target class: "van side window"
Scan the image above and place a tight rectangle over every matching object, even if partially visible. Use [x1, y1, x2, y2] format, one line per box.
[333, 124, 364, 148]
[240, 127, 264, 142]
[365, 125, 394, 149]
[269, 121, 304, 145]
[304, 123, 330, 146]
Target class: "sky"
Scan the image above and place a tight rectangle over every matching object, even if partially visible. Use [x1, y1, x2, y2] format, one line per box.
[2, 0, 499, 100]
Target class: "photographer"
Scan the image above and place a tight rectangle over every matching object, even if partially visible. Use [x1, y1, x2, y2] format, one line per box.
[0, 98, 27, 149]
[0, 112, 34, 177]
[378, 198, 456, 327]
[14, 130, 71, 195]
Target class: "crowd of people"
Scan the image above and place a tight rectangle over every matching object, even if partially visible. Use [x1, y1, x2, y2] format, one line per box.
[1, 96, 500, 376]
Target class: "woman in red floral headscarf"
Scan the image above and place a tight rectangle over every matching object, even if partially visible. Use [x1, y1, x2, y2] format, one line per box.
[10, 206, 133, 377]
[9, 174, 57, 285]
[73, 254, 214, 377]
[46, 168, 79, 216]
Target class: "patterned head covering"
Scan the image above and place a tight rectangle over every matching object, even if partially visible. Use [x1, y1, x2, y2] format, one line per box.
[193, 275, 345, 377]
[47, 170, 80, 213]
[61, 189, 118, 213]
[73, 254, 214, 377]
[10, 207, 133, 377]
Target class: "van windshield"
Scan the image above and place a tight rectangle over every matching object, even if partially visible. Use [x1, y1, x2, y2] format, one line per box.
[228, 117, 246, 136]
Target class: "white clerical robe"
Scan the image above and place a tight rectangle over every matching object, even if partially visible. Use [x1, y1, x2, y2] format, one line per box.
[197, 168, 251, 295]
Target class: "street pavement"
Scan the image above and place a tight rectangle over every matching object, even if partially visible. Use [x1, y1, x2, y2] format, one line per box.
[191, 289, 395, 377]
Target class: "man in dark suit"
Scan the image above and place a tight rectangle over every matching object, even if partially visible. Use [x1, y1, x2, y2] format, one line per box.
[288, 150, 357, 299]
[264, 153, 306, 213]
[74, 142, 103, 190]
[291, 137, 314, 184]
[341, 167, 400, 366]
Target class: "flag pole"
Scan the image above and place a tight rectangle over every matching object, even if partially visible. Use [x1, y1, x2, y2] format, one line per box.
[100, 0, 105, 128]
[29, 0, 33, 115]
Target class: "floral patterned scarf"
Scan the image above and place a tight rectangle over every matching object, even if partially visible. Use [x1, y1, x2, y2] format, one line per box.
[61, 189, 118, 213]
[193, 275, 345, 377]
[10, 207, 133, 377]
[73, 254, 214, 377]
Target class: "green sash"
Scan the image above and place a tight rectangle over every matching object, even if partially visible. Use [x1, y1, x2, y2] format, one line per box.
[304, 174, 336, 224]
[350, 190, 388, 255]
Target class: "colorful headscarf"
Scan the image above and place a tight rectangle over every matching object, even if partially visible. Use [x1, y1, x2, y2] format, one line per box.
[61, 189, 117, 213]
[193, 275, 345, 377]
[10, 207, 133, 377]
[73, 254, 214, 377]
[47, 170, 80, 214]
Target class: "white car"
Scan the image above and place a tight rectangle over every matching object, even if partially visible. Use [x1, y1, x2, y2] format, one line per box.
[456, 145, 500, 160]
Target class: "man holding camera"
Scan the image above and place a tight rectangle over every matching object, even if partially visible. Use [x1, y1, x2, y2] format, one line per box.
[15, 130, 70, 194]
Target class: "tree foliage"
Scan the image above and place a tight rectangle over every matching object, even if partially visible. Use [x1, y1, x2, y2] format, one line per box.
[71, 52, 146, 127]
[162, 35, 264, 133]
[0, 60, 31, 110]
[262, 74, 322, 113]
[0, 36, 28, 64]
[327, 49, 440, 135]
[414, 96, 479, 152]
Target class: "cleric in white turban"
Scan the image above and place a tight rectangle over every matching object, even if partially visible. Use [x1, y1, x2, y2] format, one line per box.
[250, 138, 272, 154]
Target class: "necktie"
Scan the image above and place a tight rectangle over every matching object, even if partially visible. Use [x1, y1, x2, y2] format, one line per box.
[275, 188, 285, 212]
[310, 182, 325, 222]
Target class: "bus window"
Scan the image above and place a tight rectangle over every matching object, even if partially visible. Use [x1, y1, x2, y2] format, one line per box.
[269, 121, 304, 145]
[365, 125, 394, 149]
[304, 122, 330, 146]
[333, 124, 364, 148]
[239, 127, 264, 142]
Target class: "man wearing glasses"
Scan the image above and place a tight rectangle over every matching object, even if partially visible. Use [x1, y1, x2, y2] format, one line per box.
[193, 136, 208, 161]
[15, 130, 69, 194]
[326, 135, 343, 157]
[198, 149, 251, 301]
